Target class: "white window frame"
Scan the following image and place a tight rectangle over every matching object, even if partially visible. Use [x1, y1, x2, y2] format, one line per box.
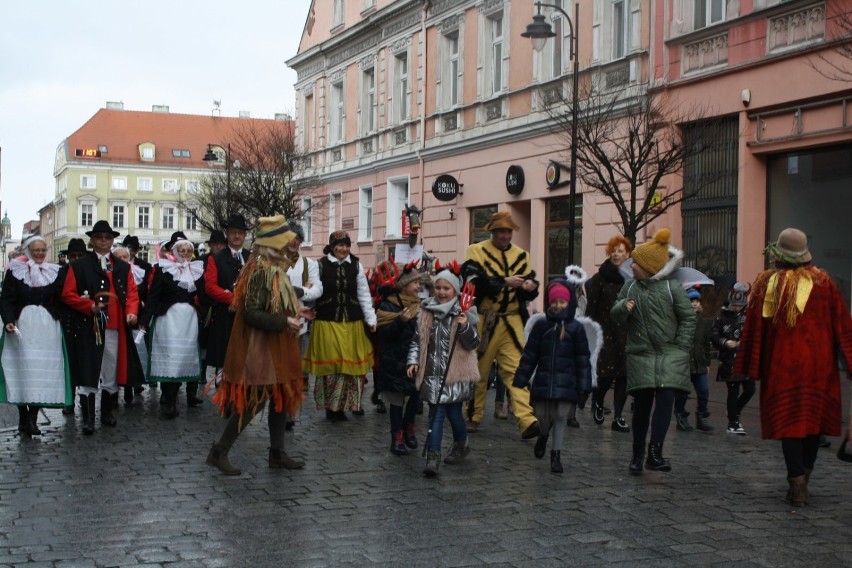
[385, 176, 410, 239]
[138, 177, 153, 192]
[535, 5, 567, 82]
[301, 197, 313, 246]
[79, 202, 95, 228]
[111, 203, 127, 229]
[395, 51, 410, 123]
[694, 0, 726, 30]
[330, 81, 345, 144]
[328, 190, 342, 232]
[161, 205, 175, 230]
[612, 0, 628, 60]
[359, 185, 373, 241]
[489, 13, 505, 96]
[80, 175, 96, 190]
[111, 176, 127, 191]
[360, 66, 376, 136]
[185, 207, 198, 231]
[303, 93, 314, 151]
[440, 31, 462, 109]
[141, 146, 155, 161]
[185, 180, 200, 194]
[333, 0, 344, 26]
[162, 178, 179, 193]
[137, 204, 151, 229]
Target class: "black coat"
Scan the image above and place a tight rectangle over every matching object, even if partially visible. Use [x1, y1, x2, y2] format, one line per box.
[690, 317, 712, 374]
[711, 307, 746, 381]
[203, 248, 248, 368]
[143, 269, 200, 328]
[584, 260, 628, 379]
[374, 295, 418, 395]
[513, 308, 592, 403]
[0, 269, 60, 324]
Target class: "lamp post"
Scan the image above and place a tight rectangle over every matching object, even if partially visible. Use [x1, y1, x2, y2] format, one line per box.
[522, 2, 580, 265]
[203, 143, 231, 215]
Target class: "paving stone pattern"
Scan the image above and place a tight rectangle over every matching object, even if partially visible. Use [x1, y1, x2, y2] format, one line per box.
[1, 374, 851, 567]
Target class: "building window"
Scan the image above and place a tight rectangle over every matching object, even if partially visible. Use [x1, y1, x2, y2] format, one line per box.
[186, 180, 199, 194]
[546, 197, 582, 280]
[695, 0, 725, 30]
[359, 186, 373, 241]
[80, 203, 94, 227]
[441, 32, 462, 109]
[163, 179, 179, 192]
[361, 66, 376, 136]
[386, 177, 410, 239]
[171, 149, 191, 158]
[162, 206, 175, 230]
[137, 205, 151, 229]
[141, 146, 155, 161]
[112, 204, 126, 228]
[330, 81, 345, 144]
[328, 191, 341, 232]
[536, 4, 566, 82]
[138, 178, 153, 192]
[395, 52, 409, 123]
[612, 0, 628, 59]
[487, 12, 505, 96]
[303, 94, 314, 151]
[301, 197, 313, 246]
[470, 205, 498, 244]
[185, 208, 198, 231]
[111, 176, 127, 191]
[551, 14, 564, 77]
[81, 175, 96, 190]
[333, 0, 344, 26]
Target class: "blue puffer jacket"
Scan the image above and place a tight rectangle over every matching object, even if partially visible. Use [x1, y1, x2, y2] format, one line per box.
[513, 292, 592, 403]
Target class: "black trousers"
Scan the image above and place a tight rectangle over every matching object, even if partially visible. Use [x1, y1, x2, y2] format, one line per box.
[631, 387, 676, 445]
[781, 435, 820, 478]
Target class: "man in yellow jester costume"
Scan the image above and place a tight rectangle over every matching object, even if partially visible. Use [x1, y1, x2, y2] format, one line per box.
[462, 211, 541, 439]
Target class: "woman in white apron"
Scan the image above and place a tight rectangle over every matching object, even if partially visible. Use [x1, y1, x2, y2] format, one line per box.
[0, 235, 71, 436]
[143, 239, 203, 418]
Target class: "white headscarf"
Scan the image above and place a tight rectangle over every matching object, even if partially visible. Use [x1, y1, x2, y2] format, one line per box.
[10, 236, 60, 288]
[159, 239, 203, 292]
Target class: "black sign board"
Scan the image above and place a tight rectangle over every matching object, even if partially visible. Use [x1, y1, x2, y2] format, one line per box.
[432, 174, 459, 202]
[506, 165, 525, 195]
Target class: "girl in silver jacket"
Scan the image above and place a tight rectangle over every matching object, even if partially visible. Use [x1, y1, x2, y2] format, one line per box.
[407, 269, 480, 477]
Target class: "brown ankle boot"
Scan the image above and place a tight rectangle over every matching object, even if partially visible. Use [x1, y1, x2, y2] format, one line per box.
[268, 448, 305, 469]
[206, 444, 241, 475]
[787, 475, 808, 506]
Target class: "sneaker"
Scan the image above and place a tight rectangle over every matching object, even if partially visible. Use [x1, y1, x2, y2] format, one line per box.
[611, 417, 630, 433]
[675, 413, 694, 432]
[592, 402, 605, 425]
[727, 422, 746, 435]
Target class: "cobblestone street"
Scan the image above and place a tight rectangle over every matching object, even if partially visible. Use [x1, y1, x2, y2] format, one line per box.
[1, 375, 851, 567]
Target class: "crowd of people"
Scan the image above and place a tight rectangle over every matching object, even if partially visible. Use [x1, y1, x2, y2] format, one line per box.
[1, 212, 850, 503]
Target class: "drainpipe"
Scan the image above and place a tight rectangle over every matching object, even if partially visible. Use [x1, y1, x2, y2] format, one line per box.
[419, 0, 429, 215]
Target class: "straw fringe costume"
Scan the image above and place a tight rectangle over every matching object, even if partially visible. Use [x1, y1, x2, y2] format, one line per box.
[212, 254, 304, 421]
[463, 239, 539, 433]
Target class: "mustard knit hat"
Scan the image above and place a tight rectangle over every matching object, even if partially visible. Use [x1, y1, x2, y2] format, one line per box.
[254, 215, 296, 250]
[631, 228, 672, 275]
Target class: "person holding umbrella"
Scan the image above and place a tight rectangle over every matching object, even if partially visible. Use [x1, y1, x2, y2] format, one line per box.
[407, 263, 480, 477]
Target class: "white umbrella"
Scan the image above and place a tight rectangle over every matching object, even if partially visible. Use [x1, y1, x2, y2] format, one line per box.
[618, 258, 714, 289]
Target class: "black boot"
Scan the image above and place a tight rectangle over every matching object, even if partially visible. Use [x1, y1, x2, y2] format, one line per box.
[161, 384, 179, 419]
[206, 413, 242, 475]
[17, 405, 29, 435]
[186, 381, 203, 407]
[534, 432, 549, 459]
[123, 386, 134, 406]
[80, 393, 96, 435]
[629, 443, 644, 474]
[100, 391, 117, 427]
[403, 423, 418, 450]
[646, 442, 671, 472]
[27, 406, 42, 435]
[550, 450, 563, 473]
[390, 431, 409, 456]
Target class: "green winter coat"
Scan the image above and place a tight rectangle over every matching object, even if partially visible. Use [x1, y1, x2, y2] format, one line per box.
[611, 273, 696, 394]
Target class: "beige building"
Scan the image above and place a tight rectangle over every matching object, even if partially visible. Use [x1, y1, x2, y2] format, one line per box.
[53, 103, 286, 262]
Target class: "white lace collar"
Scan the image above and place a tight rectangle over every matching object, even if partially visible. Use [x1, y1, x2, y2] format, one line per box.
[9, 257, 60, 288]
[129, 263, 146, 286]
[157, 258, 204, 292]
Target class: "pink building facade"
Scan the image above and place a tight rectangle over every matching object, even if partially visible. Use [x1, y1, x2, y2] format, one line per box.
[287, 0, 851, 306]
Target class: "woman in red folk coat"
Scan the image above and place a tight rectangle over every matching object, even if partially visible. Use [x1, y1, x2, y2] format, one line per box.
[734, 228, 852, 507]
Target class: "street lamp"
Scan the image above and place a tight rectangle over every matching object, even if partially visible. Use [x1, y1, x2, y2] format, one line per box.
[203, 143, 231, 215]
[522, 2, 580, 265]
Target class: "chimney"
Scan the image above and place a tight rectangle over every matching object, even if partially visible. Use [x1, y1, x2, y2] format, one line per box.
[106, 101, 125, 110]
[152, 105, 170, 113]
[239, 110, 251, 119]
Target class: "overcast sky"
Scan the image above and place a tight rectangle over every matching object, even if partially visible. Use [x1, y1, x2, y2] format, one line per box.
[0, 0, 313, 237]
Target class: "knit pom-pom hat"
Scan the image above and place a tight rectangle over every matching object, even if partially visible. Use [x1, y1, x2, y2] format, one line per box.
[631, 228, 672, 275]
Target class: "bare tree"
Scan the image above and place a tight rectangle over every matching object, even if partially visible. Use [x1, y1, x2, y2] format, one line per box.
[543, 78, 715, 244]
[810, 10, 852, 82]
[184, 120, 322, 233]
